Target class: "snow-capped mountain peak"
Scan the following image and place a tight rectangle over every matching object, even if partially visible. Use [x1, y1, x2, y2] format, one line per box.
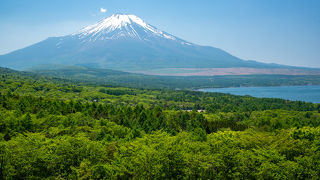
[0, 13, 289, 72]
[72, 14, 181, 42]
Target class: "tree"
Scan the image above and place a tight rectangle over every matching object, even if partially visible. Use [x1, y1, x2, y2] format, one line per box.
[20, 113, 32, 131]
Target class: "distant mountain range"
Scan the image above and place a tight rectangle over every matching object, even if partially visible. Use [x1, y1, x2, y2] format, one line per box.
[1, 13, 316, 74]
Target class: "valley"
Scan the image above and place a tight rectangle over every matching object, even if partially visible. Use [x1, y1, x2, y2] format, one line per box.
[28, 65, 320, 89]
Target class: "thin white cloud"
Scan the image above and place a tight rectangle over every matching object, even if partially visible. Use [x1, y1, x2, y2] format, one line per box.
[100, 8, 107, 13]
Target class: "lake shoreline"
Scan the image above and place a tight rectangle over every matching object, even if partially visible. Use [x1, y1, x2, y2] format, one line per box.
[199, 85, 320, 103]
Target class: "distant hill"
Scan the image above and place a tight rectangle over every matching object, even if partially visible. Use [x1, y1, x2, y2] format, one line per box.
[27, 65, 320, 89]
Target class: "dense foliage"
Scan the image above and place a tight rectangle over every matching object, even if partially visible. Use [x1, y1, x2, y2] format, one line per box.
[1, 67, 320, 179]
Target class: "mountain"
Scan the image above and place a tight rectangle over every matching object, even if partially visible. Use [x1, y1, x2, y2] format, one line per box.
[0, 14, 311, 71]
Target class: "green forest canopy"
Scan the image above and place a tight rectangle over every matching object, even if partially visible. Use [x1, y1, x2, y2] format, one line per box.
[0, 67, 320, 179]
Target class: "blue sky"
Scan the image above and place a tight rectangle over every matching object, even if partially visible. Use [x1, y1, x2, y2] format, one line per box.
[0, 0, 319, 68]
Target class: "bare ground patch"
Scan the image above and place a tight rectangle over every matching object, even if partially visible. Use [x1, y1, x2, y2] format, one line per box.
[133, 68, 320, 76]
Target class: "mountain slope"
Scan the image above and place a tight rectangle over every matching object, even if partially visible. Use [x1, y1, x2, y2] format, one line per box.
[0, 14, 308, 71]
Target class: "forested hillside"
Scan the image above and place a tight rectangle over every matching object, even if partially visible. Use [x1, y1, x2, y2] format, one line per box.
[1, 67, 320, 179]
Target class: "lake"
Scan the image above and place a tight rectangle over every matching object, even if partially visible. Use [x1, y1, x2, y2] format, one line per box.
[200, 85, 320, 103]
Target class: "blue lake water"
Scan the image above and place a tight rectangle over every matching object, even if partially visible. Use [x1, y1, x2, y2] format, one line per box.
[200, 85, 320, 103]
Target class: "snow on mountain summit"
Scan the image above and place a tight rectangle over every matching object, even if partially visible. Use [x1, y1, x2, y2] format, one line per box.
[72, 14, 183, 42]
[0, 13, 286, 71]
